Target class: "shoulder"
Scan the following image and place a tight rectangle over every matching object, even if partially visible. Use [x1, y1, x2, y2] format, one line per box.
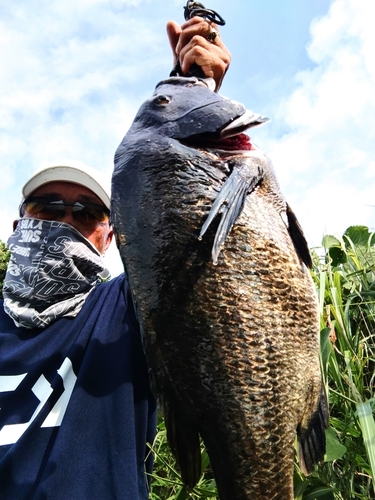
[97, 273, 128, 292]
[88, 272, 129, 301]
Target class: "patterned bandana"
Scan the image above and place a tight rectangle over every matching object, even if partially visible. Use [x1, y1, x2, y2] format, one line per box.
[3, 218, 106, 329]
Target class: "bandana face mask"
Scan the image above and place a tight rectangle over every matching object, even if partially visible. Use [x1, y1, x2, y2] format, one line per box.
[3, 218, 106, 329]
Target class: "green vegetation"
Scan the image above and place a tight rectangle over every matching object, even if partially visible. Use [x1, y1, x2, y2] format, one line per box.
[302, 225, 375, 499]
[0, 240, 10, 299]
[149, 225, 375, 500]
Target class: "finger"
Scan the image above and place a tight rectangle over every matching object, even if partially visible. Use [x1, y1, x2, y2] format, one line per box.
[175, 17, 221, 55]
[180, 44, 225, 76]
[166, 18, 213, 51]
[179, 41, 230, 90]
[166, 20, 181, 53]
[166, 20, 181, 66]
[178, 34, 231, 72]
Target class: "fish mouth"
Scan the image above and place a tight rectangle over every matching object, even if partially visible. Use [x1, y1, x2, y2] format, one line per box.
[182, 110, 269, 152]
[204, 132, 255, 151]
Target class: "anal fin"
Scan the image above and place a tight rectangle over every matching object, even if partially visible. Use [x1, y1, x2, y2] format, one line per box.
[162, 397, 202, 489]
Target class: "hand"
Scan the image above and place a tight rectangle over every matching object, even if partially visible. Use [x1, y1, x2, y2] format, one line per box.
[166, 17, 231, 92]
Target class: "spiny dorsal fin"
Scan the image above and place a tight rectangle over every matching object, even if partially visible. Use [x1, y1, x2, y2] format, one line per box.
[286, 203, 313, 268]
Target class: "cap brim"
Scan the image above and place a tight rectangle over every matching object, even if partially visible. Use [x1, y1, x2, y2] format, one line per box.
[22, 162, 111, 209]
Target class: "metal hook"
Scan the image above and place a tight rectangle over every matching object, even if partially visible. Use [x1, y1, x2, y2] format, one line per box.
[183, 1, 226, 25]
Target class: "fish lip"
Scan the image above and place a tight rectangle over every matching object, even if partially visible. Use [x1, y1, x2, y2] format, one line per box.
[155, 76, 216, 91]
[220, 110, 269, 139]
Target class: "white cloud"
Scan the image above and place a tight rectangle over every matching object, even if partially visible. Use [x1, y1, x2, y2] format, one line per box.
[0, 0, 191, 281]
[0, 0, 171, 255]
[261, 0, 375, 246]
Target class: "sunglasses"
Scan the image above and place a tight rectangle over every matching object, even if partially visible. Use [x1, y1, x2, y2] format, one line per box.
[20, 196, 111, 224]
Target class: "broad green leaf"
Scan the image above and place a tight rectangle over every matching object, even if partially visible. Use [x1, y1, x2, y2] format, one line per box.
[344, 226, 371, 247]
[200, 447, 211, 472]
[174, 485, 191, 500]
[322, 235, 341, 249]
[324, 427, 347, 462]
[356, 402, 375, 495]
[294, 475, 309, 500]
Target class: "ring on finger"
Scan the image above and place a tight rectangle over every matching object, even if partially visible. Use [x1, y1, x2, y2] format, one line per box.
[206, 28, 218, 43]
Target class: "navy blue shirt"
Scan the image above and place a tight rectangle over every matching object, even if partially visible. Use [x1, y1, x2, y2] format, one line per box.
[0, 274, 157, 499]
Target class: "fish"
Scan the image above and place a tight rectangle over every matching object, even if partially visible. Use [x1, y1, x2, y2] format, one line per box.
[111, 76, 329, 500]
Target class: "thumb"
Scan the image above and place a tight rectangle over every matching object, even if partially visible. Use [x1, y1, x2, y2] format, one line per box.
[166, 20, 181, 64]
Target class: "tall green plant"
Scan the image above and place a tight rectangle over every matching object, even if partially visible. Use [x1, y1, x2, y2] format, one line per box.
[306, 226, 375, 499]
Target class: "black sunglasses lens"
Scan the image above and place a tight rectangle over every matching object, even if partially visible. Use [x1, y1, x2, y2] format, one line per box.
[22, 198, 110, 223]
[22, 200, 65, 219]
[72, 203, 110, 222]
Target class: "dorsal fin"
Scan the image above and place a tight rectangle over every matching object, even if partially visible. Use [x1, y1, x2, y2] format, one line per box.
[286, 203, 312, 268]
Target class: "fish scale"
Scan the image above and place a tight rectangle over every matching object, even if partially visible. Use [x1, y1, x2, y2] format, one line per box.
[171, 219, 316, 498]
[112, 76, 328, 499]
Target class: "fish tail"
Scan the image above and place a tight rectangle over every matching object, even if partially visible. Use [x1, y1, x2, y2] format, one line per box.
[162, 398, 202, 488]
[297, 384, 329, 475]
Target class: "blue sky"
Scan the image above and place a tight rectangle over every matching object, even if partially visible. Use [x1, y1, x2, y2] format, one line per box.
[1, 0, 374, 276]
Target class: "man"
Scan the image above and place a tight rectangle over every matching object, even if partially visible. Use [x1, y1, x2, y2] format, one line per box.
[0, 18, 230, 500]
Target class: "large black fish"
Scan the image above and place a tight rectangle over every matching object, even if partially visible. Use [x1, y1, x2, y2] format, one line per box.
[112, 77, 328, 500]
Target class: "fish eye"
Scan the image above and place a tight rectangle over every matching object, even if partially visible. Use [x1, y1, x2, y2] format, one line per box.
[154, 95, 170, 105]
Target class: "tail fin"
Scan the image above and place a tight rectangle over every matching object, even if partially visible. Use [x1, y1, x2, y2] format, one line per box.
[297, 385, 329, 475]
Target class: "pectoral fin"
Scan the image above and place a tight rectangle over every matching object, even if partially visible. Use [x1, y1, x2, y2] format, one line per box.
[199, 166, 263, 264]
